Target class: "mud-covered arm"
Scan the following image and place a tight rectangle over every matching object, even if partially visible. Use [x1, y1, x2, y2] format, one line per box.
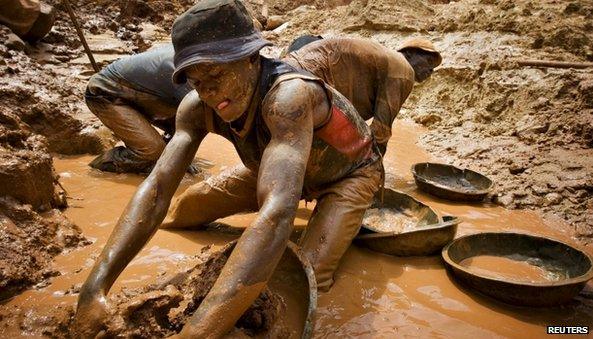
[178, 80, 327, 338]
[75, 91, 208, 335]
[370, 77, 414, 155]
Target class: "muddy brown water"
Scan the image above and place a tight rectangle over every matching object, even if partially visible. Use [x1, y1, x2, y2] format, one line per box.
[2, 121, 592, 338]
[459, 256, 563, 283]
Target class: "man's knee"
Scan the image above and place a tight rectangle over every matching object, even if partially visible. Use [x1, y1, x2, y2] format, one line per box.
[136, 137, 166, 161]
[160, 181, 215, 229]
[85, 74, 114, 118]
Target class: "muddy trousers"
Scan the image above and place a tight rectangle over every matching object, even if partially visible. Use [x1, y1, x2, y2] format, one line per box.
[85, 73, 177, 172]
[162, 160, 383, 291]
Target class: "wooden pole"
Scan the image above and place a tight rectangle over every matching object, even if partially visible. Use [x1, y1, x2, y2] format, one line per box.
[62, 0, 99, 72]
[516, 60, 593, 69]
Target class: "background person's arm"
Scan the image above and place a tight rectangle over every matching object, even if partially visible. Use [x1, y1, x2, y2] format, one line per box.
[74, 91, 207, 337]
[177, 79, 329, 338]
[370, 76, 413, 155]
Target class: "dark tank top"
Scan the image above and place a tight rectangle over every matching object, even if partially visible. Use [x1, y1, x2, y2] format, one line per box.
[202, 57, 379, 196]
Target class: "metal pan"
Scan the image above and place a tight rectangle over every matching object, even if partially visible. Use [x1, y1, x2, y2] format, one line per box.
[356, 215, 459, 256]
[354, 188, 458, 256]
[442, 232, 593, 306]
[222, 240, 317, 338]
[412, 162, 493, 201]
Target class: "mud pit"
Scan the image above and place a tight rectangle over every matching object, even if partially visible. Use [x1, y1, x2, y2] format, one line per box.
[1, 124, 592, 338]
[1, 0, 593, 337]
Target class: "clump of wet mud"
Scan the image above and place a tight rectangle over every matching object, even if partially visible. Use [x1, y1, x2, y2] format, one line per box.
[0, 197, 88, 300]
[32, 244, 286, 338]
[363, 207, 419, 233]
[104, 244, 285, 338]
[0, 88, 89, 300]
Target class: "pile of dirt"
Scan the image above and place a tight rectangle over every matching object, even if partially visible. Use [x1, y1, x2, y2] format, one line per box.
[0, 197, 88, 300]
[0, 57, 89, 299]
[4, 244, 287, 338]
[101, 244, 286, 338]
[0, 26, 108, 155]
[430, 0, 593, 61]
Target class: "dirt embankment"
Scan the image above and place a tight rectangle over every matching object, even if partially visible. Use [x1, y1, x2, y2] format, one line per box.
[0, 31, 89, 298]
[258, 0, 593, 245]
[407, 0, 593, 244]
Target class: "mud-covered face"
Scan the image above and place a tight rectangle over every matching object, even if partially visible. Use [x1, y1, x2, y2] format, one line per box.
[185, 56, 260, 122]
[403, 50, 438, 82]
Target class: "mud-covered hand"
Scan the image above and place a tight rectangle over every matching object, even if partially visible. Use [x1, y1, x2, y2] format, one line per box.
[73, 92, 207, 338]
[74, 292, 109, 337]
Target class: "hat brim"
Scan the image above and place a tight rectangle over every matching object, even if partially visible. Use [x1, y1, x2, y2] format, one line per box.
[172, 33, 272, 84]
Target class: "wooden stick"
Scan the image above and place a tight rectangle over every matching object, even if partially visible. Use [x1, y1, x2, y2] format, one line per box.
[517, 60, 593, 69]
[62, 0, 99, 72]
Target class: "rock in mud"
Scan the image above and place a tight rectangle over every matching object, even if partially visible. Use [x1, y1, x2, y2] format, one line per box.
[5, 33, 26, 52]
[0, 111, 62, 210]
[266, 15, 286, 30]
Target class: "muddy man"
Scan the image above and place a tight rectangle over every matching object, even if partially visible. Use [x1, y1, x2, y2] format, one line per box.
[74, 0, 382, 337]
[85, 11, 262, 174]
[86, 34, 440, 173]
[85, 44, 193, 173]
[285, 36, 442, 155]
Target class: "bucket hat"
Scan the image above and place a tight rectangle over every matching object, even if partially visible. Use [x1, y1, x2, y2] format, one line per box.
[172, 0, 271, 84]
[397, 38, 442, 68]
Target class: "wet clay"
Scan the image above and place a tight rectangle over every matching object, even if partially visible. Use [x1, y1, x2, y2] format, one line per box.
[362, 207, 419, 233]
[68, 244, 284, 338]
[460, 255, 565, 283]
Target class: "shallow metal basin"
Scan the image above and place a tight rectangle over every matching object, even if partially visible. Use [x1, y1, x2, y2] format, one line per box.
[442, 232, 593, 306]
[412, 162, 493, 201]
[355, 188, 458, 256]
[218, 240, 317, 339]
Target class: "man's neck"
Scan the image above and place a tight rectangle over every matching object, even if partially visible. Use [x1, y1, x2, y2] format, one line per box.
[230, 110, 249, 130]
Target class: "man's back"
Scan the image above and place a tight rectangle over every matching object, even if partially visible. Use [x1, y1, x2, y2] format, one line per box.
[285, 38, 415, 147]
[101, 44, 192, 106]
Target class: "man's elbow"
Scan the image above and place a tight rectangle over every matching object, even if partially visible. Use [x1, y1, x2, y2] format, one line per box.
[259, 194, 299, 229]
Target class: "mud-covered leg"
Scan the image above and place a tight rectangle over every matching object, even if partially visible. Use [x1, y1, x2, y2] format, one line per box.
[299, 160, 382, 291]
[86, 96, 166, 166]
[161, 165, 258, 229]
